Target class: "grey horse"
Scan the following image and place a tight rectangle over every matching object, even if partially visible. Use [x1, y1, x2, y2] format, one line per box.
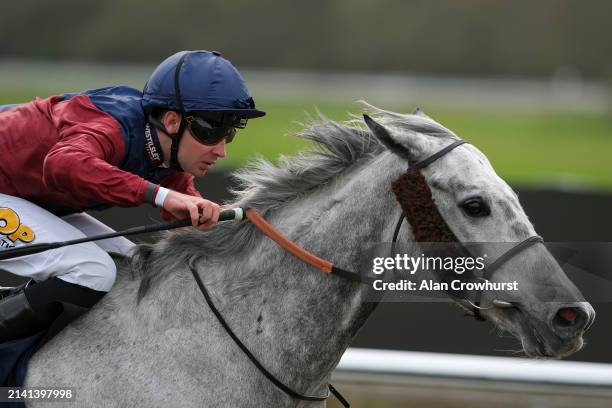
[25, 105, 595, 407]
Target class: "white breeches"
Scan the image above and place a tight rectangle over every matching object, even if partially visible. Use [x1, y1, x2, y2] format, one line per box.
[0, 193, 135, 292]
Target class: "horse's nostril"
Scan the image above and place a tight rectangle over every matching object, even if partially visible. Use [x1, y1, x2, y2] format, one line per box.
[553, 306, 588, 331]
[558, 307, 577, 324]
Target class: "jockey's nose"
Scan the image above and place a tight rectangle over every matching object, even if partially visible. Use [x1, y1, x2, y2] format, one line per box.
[212, 139, 226, 158]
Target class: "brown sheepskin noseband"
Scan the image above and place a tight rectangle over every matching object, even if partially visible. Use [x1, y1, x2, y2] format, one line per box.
[391, 170, 458, 243]
[389, 140, 474, 303]
[390, 138, 467, 243]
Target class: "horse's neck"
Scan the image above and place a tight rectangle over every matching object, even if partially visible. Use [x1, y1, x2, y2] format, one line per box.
[101, 154, 404, 396]
[207, 155, 403, 393]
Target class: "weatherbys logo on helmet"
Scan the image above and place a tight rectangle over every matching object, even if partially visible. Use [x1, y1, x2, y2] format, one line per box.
[144, 123, 161, 164]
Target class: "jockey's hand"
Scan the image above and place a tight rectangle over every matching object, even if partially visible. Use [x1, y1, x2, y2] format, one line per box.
[162, 190, 220, 231]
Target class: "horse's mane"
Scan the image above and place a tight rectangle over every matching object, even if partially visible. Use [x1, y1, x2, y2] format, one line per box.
[130, 103, 457, 300]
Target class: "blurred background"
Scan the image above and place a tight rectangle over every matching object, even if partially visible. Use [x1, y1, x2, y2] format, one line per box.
[1, 1, 612, 406]
[1, 0, 611, 189]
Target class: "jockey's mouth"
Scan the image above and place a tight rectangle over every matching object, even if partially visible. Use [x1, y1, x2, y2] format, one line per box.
[200, 161, 216, 171]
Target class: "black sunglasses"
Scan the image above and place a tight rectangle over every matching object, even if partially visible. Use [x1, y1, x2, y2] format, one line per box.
[185, 116, 237, 146]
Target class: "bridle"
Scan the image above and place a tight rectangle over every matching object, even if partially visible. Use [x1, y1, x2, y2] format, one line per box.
[389, 138, 543, 320]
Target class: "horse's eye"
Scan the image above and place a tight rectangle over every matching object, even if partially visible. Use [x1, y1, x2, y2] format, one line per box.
[460, 197, 490, 217]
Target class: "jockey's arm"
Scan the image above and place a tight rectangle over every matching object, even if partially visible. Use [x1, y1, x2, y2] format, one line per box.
[42, 96, 154, 208]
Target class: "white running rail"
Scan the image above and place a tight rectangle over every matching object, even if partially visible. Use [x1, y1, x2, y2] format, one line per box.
[336, 348, 612, 387]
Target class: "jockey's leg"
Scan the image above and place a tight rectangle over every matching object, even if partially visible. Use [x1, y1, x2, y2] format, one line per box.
[61, 212, 135, 256]
[0, 279, 106, 340]
[0, 194, 117, 341]
[26, 277, 106, 324]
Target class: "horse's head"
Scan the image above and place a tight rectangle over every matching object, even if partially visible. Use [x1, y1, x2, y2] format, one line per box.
[364, 108, 595, 358]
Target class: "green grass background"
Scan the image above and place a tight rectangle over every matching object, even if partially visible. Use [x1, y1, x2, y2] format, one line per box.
[237, 101, 612, 191]
[3, 92, 611, 190]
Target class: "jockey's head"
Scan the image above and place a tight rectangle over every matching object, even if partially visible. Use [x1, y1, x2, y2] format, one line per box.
[142, 50, 265, 175]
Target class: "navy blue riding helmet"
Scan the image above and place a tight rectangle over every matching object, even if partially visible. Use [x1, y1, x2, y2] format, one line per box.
[142, 50, 266, 171]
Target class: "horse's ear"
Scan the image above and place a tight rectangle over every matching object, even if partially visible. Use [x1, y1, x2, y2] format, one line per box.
[363, 114, 411, 160]
[413, 107, 430, 118]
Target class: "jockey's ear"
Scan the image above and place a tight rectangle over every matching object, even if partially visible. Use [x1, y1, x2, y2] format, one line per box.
[161, 111, 182, 134]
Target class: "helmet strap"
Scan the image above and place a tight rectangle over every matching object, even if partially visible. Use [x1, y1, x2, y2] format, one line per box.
[148, 113, 185, 172]
[170, 52, 190, 173]
[169, 121, 186, 172]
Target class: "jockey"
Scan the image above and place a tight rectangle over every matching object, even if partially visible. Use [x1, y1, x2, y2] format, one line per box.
[0, 50, 265, 341]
